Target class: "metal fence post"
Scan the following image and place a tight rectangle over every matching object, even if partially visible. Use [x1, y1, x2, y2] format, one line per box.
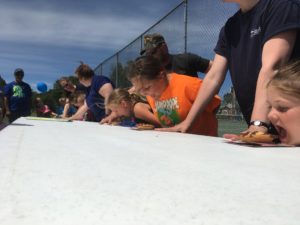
[184, 0, 188, 53]
[116, 53, 119, 87]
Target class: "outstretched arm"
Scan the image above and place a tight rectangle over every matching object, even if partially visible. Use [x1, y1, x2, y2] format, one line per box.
[61, 103, 70, 118]
[99, 83, 114, 115]
[158, 54, 228, 133]
[248, 30, 297, 133]
[69, 101, 88, 120]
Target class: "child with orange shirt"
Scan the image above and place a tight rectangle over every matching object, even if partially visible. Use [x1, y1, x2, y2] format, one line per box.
[127, 56, 221, 136]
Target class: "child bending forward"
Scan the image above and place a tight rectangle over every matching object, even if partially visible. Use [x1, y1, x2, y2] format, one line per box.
[128, 56, 221, 136]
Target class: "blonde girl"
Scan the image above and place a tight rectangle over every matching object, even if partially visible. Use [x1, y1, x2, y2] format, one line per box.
[267, 60, 300, 145]
[101, 88, 160, 127]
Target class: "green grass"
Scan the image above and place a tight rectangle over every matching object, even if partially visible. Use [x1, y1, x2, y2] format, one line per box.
[218, 119, 247, 137]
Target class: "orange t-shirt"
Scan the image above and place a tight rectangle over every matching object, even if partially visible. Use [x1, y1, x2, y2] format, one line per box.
[146, 73, 221, 136]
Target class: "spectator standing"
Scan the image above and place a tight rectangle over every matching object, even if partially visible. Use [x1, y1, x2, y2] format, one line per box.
[140, 33, 212, 77]
[4, 68, 32, 123]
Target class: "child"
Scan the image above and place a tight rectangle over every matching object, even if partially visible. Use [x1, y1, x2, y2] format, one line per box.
[267, 60, 300, 146]
[71, 92, 86, 120]
[127, 56, 221, 136]
[101, 88, 160, 127]
[35, 97, 57, 118]
[73, 92, 85, 109]
[57, 97, 77, 119]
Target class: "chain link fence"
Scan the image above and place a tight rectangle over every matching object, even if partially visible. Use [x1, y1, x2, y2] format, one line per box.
[94, 0, 247, 135]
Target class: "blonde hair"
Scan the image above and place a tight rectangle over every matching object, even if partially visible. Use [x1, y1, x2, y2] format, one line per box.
[268, 60, 300, 99]
[106, 88, 146, 108]
[76, 93, 85, 106]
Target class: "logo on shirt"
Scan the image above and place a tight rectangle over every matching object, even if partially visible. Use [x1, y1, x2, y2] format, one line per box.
[250, 26, 261, 38]
[155, 97, 180, 127]
[12, 85, 24, 97]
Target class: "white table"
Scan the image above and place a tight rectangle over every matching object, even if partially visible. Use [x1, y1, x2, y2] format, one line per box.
[0, 117, 300, 225]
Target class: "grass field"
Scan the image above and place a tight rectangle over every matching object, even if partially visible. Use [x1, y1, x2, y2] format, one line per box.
[218, 119, 247, 137]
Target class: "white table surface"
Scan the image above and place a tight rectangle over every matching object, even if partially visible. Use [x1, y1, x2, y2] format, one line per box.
[0, 117, 300, 225]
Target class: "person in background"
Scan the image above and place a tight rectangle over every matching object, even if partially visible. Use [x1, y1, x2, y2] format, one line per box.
[0, 76, 6, 116]
[59, 77, 89, 95]
[140, 33, 213, 77]
[59, 76, 95, 121]
[127, 56, 221, 136]
[34, 97, 58, 118]
[0, 75, 6, 130]
[68, 62, 114, 122]
[73, 92, 86, 109]
[4, 68, 32, 123]
[267, 60, 300, 146]
[101, 88, 160, 127]
[0, 107, 5, 131]
[160, 0, 300, 135]
[71, 92, 89, 120]
[57, 97, 76, 118]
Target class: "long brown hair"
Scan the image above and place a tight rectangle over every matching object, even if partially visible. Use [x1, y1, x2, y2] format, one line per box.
[127, 55, 163, 81]
[75, 62, 94, 80]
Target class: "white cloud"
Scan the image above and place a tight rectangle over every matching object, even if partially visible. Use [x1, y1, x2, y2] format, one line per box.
[0, 6, 152, 50]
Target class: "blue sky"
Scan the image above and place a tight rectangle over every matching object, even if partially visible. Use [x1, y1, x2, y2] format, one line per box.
[0, 0, 183, 90]
[0, 0, 238, 96]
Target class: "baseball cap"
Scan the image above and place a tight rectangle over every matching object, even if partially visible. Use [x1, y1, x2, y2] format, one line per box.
[14, 68, 24, 76]
[140, 33, 165, 55]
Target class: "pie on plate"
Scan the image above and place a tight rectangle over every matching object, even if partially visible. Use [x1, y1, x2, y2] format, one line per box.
[133, 123, 155, 130]
[238, 131, 279, 144]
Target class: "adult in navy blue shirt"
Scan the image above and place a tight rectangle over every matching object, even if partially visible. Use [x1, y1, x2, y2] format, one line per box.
[69, 63, 114, 122]
[4, 68, 32, 123]
[159, 0, 300, 135]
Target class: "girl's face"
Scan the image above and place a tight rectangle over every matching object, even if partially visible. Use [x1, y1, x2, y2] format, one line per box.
[109, 100, 131, 117]
[131, 74, 167, 100]
[267, 86, 300, 145]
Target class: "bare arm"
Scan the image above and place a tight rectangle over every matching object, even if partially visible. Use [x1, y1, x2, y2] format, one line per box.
[61, 103, 70, 118]
[134, 102, 161, 127]
[99, 83, 114, 115]
[4, 96, 10, 116]
[204, 60, 213, 74]
[69, 101, 88, 120]
[99, 83, 114, 100]
[159, 54, 228, 133]
[248, 30, 297, 132]
[100, 111, 119, 124]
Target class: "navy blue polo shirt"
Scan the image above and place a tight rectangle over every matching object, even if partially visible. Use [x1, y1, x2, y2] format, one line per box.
[85, 75, 114, 122]
[214, 0, 300, 124]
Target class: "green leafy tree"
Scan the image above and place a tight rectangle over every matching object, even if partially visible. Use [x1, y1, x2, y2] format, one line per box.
[109, 62, 131, 88]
